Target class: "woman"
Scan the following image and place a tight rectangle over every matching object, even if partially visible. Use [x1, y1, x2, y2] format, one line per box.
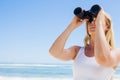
[49, 7, 120, 80]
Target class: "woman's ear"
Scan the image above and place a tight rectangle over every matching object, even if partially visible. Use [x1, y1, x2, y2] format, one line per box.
[105, 26, 110, 33]
[107, 26, 110, 30]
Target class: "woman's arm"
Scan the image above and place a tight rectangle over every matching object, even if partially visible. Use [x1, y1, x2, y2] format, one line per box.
[49, 16, 86, 61]
[94, 10, 120, 67]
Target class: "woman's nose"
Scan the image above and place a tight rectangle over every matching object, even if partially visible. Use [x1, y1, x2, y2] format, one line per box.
[90, 20, 95, 25]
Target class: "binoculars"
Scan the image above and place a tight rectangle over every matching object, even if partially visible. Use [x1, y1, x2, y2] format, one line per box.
[74, 4, 101, 23]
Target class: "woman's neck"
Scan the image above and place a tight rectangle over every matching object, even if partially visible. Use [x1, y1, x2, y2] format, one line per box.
[89, 36, 95, 48]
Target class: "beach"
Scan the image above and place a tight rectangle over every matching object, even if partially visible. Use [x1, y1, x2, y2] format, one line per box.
[0, 76, 120, 80]
[0, 77, 72, 80]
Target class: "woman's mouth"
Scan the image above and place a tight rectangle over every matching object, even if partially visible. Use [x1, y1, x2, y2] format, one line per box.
[90, 26, 96, 29]
[90, 27, 96, 30]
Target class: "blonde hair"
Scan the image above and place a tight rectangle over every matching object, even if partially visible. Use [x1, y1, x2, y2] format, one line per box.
[84, 12, 115, 48]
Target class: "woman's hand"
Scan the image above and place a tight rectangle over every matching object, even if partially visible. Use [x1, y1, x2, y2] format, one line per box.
[70, 16, 87, 29]
[95, 9, 106, 27]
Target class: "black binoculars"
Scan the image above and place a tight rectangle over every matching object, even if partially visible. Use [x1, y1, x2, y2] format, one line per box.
[74, 4, 101, 23]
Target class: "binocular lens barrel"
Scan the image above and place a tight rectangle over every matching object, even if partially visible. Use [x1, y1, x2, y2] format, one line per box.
[74, 4, 101, 23]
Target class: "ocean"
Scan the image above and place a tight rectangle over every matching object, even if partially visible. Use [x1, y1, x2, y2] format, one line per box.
[0, 64, 72, 78]
[0, 64, 120, 80]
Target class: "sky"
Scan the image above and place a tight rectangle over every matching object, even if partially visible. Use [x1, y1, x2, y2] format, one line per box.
[0, 0, 120, 64]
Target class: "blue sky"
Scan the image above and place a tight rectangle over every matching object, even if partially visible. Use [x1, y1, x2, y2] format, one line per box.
[0, 0, 120, 64]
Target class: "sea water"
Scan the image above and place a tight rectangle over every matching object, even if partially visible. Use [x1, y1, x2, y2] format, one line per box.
[0, 64, 119, 79]
[0, 64, 72, 78]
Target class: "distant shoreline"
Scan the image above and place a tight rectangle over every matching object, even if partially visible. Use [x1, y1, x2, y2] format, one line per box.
[0, 63, 72, 67]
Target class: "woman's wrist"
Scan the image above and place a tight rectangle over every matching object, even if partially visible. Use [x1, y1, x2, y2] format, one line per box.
[68, 23, 80, 30]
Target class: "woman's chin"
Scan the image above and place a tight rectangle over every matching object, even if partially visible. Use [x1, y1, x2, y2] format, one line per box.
[89, 31, 95, 36]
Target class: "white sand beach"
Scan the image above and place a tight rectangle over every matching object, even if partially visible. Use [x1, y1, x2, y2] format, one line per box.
[0, 77, 72, 80]
[0, 76, 120, 80]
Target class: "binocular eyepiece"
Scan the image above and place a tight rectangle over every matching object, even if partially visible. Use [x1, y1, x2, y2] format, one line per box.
[74, 4, 101, 23]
